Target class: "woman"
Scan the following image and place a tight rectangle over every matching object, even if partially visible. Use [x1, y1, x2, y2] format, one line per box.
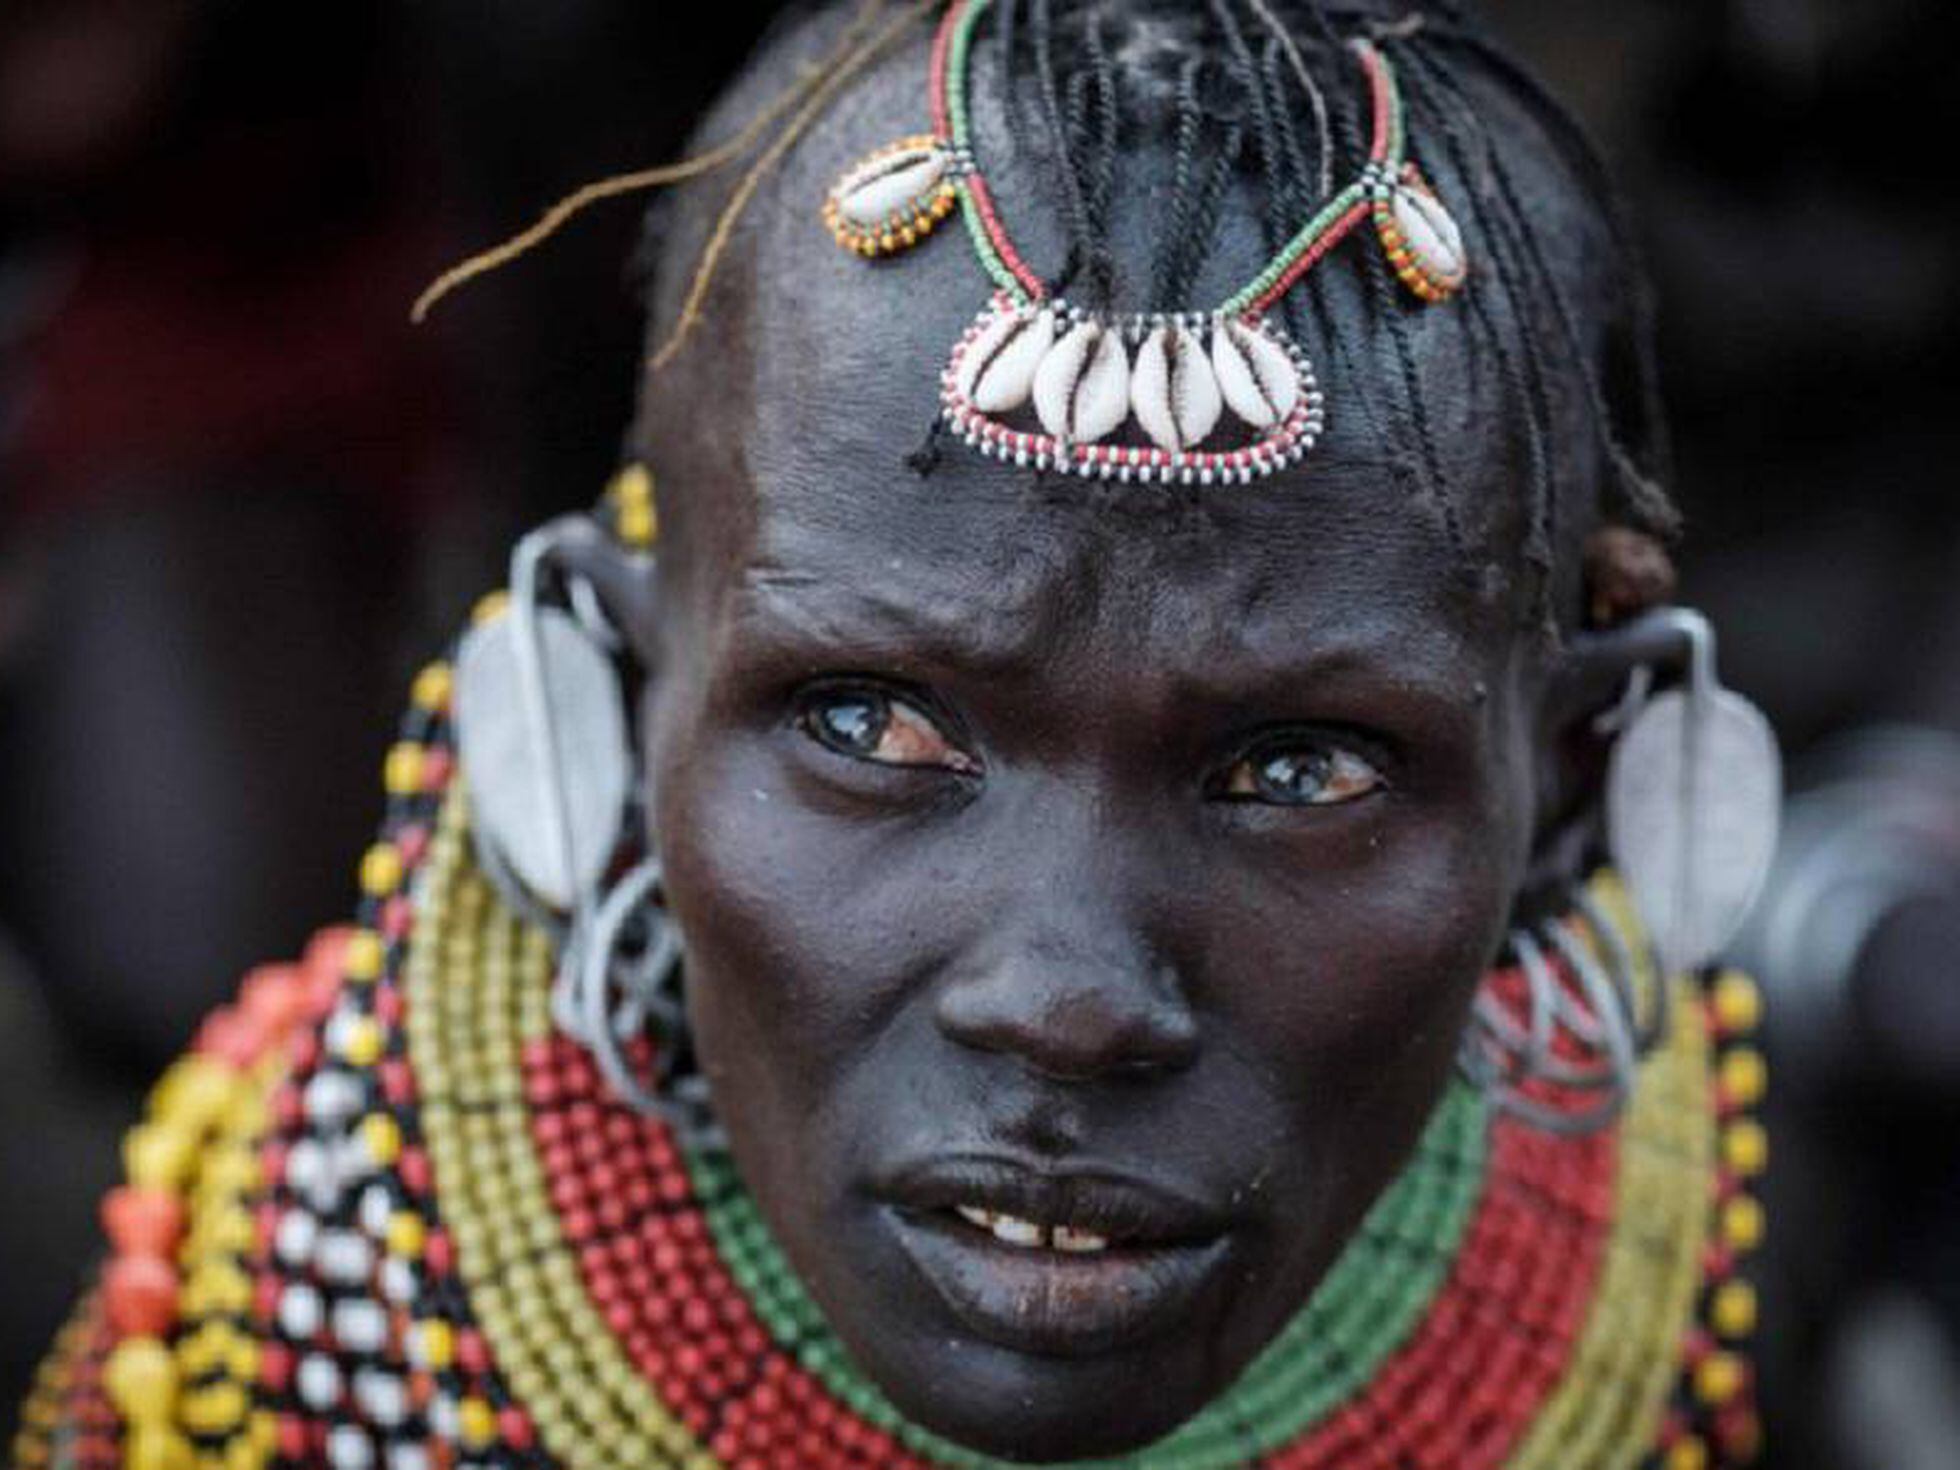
[11, 1, 1779, 1467]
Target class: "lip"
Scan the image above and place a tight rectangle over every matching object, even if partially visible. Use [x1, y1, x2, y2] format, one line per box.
[874, 1154, 1234, 1357]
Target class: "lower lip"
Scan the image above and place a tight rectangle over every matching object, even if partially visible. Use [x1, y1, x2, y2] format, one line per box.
[885, 1208, 1231, 1358]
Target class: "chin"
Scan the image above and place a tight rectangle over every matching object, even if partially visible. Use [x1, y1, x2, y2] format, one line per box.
[856, 1329, 1217, 1463]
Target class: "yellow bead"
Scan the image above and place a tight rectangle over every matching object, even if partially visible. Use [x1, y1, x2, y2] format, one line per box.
[104, 1338, 178, 1425]
[125, 1428, 194, 1470]
[383, 743, 424, 797]
[359, 843, 404, 897]
[1723, 1194, 1766, 1251]
[457, 1397, 497, 1450]
[411, 662, 454, 713]
[1723, 1119, 1769, 1176]
[360, 1113, 403, 1166]
[616, 498, 657, 550]
[472, 590, 511, 627]
[249, 1412, 278, 1457]
[1719, 1046, 1768, 1105]
[122, 1124, 197, 1191]
[412, 1319, 455, 1370]
[222, 1437, 265, 1470]
[1695, 1349, 1746, 1405]
[1712, 1278, 1758, 1338]
[1713, 971, 1762, 1034]
[385, 1211, 427, 1259]
[1664, 1436, 1709, 1470]
[335, 1016, 384, 1069]
[608, 462, 654, 511]
[178, 1381, 249, 1436]
[343, 930, 386, 983]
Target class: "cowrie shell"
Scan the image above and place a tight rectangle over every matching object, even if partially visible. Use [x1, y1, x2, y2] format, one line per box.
[956, 307, 1057, 414]
[831, 142, 950, 227]
[1132, 325, 1223, 452]
[1390, 183, 1467, 290]
[1211, 318, 1302, 429]
[1033, 321, 1131, 443]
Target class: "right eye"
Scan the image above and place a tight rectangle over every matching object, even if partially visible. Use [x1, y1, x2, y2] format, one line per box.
[796, 687, 979, 775]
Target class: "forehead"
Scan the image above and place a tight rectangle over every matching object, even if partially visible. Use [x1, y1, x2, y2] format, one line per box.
[639, 23, 1583, 670]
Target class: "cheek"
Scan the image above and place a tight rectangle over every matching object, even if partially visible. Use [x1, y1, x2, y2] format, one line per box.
[647, 714, 936, 1191]
[1202, 775, 1529, 1148]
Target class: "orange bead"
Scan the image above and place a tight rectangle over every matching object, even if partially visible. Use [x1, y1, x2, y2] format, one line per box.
[100, 1188, 186, 1260]
[103, 1255, 180, 1338]
[195, 1008, 264, 1069]
[303, 928, 355, 1012]
[239, 964, 308, 1032]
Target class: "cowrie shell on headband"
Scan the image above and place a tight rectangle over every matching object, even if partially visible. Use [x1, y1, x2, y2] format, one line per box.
[823, 136, 958, 257]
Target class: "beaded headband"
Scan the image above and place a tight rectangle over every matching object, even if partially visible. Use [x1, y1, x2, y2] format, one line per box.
[823, 0, 1469, 485]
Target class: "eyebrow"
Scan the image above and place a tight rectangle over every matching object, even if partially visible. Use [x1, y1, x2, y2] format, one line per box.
[725, 560, 1492, 737]
[724, 564, 1056, 679]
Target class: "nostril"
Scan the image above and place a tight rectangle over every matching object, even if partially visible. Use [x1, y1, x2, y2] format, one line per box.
[934, 959, 1200, 1082]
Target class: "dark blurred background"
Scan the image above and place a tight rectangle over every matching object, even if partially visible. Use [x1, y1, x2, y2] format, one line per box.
[2, 2, 1956, 1466]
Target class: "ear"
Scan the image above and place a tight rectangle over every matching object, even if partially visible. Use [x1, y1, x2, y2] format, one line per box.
[1526, 616, 1686, 894]
[548, 514, 663, 673]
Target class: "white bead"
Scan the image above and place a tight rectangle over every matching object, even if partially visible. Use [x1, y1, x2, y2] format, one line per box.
[427, 1395, 460, 1441]
[326, 1425, 375, 1470]
[359, 1184, 395, 1239]
[304, 1070, 364, 1126]
[316, 1229, 375, 1286]
[274, 1209, 319, 1268]
[277, 1283, 323, 1339]
[331, 1297, 389, 1355]
[297, 1353, 343, 1410]
[354, 1369, 409, 1428]
[380, 1257, 418, 1305]
[386, 1444, 430, 1470]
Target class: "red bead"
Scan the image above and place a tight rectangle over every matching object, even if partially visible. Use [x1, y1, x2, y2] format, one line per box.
[100, 1186, 186, 1259]
[496, 1407, 535, 1450]
[102, 1254, 178, 1336]
[259, 1342, 294, 1392]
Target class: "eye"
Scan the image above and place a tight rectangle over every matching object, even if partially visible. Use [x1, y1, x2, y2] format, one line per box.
[796, 687, 979, 774]
[1217, 737, 1386, 807]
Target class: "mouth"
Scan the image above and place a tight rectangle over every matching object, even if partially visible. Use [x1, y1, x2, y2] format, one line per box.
[874, 1154, 1235, 1357]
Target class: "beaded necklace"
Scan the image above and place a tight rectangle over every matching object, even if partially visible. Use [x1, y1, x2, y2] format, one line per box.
[821, 0, 1469, 486]
[16, 635, 1768, 1470]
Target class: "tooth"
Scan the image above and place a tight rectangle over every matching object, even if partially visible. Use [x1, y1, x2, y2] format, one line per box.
[989, 1214, 1044, 1249]
[955, 1205, 995, 1231]
[1052, 1226, 1110, 1254]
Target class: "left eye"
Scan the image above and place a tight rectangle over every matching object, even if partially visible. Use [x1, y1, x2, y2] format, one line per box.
[797, 688, 979, 774]
[1218, 740, 1386, 807]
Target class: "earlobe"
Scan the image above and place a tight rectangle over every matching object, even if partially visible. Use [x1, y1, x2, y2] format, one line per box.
[1526, 616, 1671, 895]
[546, 488, 663, 671]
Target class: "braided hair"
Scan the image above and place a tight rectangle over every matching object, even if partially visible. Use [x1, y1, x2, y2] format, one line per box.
[633, 0, 1677, 631]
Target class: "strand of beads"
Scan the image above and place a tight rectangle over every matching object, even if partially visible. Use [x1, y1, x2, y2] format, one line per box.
[1651, 972, 1767, 1470]
[87, 934, 332, 1470]
[684, 1086, 1488, 1468]
[11, 1296, 100, 1470]
[411, 795, 709, 1470]
[932, 0, 1045, 303]
[248, 658, 482, 1470]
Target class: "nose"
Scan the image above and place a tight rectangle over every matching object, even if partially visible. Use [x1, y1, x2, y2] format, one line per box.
[933, 893, 1200, 1083]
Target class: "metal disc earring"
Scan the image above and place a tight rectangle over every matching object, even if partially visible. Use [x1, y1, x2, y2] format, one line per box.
[1604, 608, 1782, 978]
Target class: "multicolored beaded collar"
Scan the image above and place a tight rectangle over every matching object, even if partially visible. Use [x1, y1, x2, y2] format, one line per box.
[822, 0, 1469, 486]
[16, 639, 1767, 1470]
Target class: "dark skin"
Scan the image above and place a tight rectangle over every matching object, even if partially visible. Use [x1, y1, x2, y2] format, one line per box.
[561, 18, 1663, 1462]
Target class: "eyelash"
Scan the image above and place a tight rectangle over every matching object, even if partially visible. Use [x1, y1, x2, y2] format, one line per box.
[792, 683, 1390, 809]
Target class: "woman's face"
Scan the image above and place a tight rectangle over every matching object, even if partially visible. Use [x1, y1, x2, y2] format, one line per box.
[625, 80, 1563, 1461]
